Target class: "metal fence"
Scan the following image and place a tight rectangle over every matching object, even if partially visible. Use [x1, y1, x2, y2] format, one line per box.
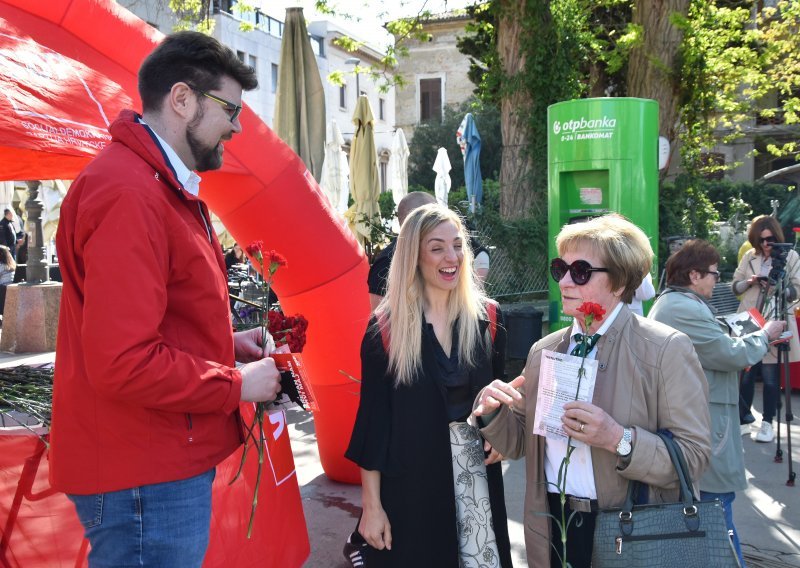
[471, 217, 549, 299]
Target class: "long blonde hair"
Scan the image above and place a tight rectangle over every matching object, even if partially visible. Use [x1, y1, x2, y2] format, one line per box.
[376, 204, 488, 386]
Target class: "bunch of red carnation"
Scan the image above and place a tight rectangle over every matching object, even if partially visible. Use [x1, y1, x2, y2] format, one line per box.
[267, 309, 308, 353]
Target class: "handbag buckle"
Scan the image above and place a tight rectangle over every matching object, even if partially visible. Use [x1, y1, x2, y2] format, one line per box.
[618, 511, 632, 522]
[683, 505, 698, 516]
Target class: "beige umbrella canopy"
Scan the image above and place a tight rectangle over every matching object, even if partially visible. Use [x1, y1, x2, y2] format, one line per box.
[273, 7, 326, 181]
[344, 95, 380, 247]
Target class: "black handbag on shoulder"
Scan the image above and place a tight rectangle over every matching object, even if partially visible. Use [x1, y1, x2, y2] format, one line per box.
[592, 432, 740, 567]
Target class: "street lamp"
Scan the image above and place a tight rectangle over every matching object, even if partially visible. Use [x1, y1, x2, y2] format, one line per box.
[344, 56, 361, 100]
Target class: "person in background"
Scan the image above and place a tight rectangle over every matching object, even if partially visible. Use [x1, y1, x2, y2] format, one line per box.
[51, 31, 281, 567]
[732, 215, 800, 443]
[473, 214, 710, 568]
[367, 191, 436, 311]
[0, 245, 15, 285]
[346, 204, 512, 567]
[626, 271, 655, 316]
[225, 242, 245, 270]
[649, 239, 784, 568]
[0, 209, 17, 260]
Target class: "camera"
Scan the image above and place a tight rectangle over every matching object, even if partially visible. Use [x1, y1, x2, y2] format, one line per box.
[768, 242, 794, 284]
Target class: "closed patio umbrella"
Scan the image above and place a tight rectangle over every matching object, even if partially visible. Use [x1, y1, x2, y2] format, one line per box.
[320, 120, 350, 213]
[344, 95, 380, 246]
[457, 113, 482, 212]
[433, 147, 451, 206]
[274, 7, 326, 181]
[387, 128, 409, 207]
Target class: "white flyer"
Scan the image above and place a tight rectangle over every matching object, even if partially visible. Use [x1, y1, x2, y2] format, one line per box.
[533, 349, 598, 441]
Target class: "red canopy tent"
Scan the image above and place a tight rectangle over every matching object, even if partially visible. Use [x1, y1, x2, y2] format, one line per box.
[0, 0, 370, 565]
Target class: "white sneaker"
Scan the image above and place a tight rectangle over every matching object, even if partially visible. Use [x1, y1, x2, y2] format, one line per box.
[741, 424, 751, 436]
[755, 421, 775, 443]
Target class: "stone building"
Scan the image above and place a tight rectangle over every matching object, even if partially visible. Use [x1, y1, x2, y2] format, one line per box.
[391, 10, 474, 140]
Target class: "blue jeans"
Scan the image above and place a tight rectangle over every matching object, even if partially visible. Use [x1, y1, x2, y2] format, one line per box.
[68, 468, 215, 567]
[740, 362, 779, 423]
[701, 491, 744, 568]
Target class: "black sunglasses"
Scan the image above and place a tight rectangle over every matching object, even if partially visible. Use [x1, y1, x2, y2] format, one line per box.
[760, 236, 777, 245]
[188, 85, 242, 123]
[550, 258, 609, 285]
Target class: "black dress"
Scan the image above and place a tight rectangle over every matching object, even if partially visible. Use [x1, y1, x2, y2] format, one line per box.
[345, 310, 512, 568]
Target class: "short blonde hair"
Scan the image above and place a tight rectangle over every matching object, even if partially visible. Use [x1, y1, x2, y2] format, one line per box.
[555, 214, 653, 304]
[376, 204, 487, 386]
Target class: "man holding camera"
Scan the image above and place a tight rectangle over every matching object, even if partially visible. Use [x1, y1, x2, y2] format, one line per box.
[732, 215, 800, 443]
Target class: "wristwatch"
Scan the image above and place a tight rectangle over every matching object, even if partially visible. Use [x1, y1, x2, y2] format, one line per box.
[616, 427, 633, 457]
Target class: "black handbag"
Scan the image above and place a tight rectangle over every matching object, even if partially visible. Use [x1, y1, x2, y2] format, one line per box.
[592, 432, 740, 567]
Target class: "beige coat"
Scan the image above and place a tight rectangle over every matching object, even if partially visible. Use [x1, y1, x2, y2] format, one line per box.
[732, 247, 800, 364]
[477, 306, 711, 567]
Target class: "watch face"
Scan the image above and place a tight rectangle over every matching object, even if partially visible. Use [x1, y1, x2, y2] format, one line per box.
[617, 429, 632, 456]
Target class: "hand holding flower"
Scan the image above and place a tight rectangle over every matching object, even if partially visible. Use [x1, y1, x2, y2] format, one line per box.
[234, 327, 276, 362]
[562, 400, 625, 453]
[239, 357, 282, 402]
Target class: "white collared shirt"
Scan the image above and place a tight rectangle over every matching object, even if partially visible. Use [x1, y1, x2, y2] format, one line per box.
[139, 118, 202, 196]
[544, 301, 624, 498]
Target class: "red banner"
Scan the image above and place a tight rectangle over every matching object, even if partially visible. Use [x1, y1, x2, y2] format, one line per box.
[0, 417, 309, 567]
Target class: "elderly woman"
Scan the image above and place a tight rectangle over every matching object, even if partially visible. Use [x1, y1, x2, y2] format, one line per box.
[473, 214, 711, 568]
[732, 215, 800, 443]
[345, 204, 512, 567]
[649, 239, 784, 567]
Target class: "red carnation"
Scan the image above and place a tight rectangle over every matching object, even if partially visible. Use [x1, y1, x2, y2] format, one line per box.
[245, 240, 263, 258]
[577, 301, 605, 321]
[577, 301, 605, 329]
[266, 250, 288, 269]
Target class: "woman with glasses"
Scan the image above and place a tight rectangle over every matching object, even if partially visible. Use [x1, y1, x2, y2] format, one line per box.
[732, 214, 800, 443]
[650, 239, 784, 567]
[473, 214, 711, 568]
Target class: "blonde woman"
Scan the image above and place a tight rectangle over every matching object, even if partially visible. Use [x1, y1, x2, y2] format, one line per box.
[345, 204, 512, 568]
[0, 245, 15, 285]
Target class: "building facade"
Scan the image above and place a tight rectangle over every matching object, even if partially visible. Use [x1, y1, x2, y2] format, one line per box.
[391, 11, 474, 140]
[116, 0, 396, 191]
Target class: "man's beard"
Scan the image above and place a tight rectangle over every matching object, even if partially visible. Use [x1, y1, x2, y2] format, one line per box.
[186, 105, 223, 172]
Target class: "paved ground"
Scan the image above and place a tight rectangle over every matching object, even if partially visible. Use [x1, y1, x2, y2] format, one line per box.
[291, 384, 800, 568]
[4, 349, 798, 567]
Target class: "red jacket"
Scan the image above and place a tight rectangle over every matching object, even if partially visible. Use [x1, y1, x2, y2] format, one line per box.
[51, 110, 243, 494]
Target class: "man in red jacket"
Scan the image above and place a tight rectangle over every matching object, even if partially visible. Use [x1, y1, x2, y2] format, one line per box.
[51, 31, 281, 566]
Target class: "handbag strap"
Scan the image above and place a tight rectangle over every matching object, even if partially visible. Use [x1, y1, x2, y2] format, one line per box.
[621, 431, 697, 515]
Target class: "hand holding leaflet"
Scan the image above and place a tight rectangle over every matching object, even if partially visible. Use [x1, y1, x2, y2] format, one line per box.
[533, 349, 597, 441]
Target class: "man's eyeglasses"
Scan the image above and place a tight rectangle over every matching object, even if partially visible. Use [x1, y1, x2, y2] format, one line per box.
[550, 258, 609, 286]
[760, 236, 778, 245]
[189, 86, 242, 123]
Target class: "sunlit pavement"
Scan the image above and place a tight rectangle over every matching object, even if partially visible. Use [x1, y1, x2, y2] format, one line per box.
[3, 349, 797, 567]
[290, 383, 800, 568]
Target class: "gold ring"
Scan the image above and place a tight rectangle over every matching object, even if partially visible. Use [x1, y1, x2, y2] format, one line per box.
[579, 422, 586, 433]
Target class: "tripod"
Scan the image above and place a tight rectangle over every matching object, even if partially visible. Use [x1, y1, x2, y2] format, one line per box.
[760, 268, 796, 486]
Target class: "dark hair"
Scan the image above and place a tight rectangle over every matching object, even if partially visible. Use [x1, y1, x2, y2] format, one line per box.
[665, 239, 721, 287]
[747, 214, 785, 253]
[138, 31, 258, 112]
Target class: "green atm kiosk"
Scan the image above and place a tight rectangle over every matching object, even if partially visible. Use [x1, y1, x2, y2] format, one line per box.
[548, 97, 659, 329]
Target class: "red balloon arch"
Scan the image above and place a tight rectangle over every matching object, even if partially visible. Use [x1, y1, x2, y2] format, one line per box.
[0, 1, 368, 565]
